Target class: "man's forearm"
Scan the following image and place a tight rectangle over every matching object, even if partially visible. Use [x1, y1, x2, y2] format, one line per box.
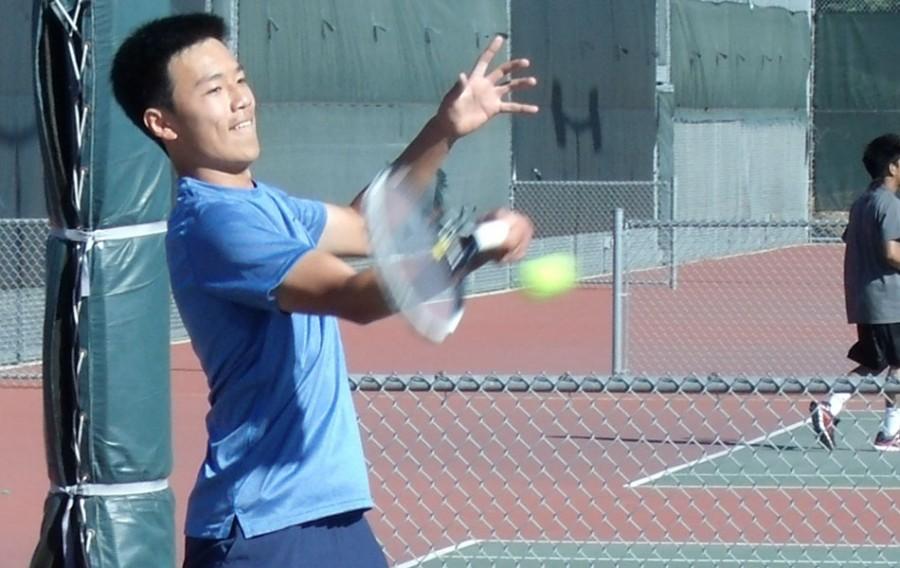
[349, 115, 455, 212]
[884, 240, 900, 270]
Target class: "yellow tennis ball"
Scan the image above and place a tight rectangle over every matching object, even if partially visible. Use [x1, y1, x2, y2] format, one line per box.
[518, 253, 577, 300]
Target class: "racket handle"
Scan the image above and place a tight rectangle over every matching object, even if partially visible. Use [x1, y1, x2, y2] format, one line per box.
[472, 219, 510, 251]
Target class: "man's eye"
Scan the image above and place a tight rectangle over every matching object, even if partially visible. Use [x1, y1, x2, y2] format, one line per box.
[206, 86, 222, 95]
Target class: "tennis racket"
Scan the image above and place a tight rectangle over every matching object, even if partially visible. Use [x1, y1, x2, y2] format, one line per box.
[362, 165, 509, 343]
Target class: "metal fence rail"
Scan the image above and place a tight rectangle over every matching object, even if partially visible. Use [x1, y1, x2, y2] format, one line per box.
[351, 374, 900, 567]
[350, 373, 900, 395]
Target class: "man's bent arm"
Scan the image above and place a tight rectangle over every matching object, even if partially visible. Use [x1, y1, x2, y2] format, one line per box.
[318, 116, 456, 257]
[275, 250, 392, 324]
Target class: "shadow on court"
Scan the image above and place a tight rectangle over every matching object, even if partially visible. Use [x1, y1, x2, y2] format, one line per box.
[547, 433, 807, 452]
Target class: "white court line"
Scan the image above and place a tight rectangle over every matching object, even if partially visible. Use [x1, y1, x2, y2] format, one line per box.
[395, 539, 482, 568]
[440, 554, 893, 566]
[445, 539, 900, 548]
[0, 360, 41, 371]
[637, 484, 897, 491]
[397, 539, 899, 566]
[625, 419, 810, 488]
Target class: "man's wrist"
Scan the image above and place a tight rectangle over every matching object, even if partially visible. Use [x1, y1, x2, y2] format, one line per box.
[428, 114, 459, 149]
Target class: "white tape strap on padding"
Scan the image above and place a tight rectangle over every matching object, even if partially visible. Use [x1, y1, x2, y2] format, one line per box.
[49, 221, 167, 298]
[52, 479, 169, 497]
[50, 221, 168, 243]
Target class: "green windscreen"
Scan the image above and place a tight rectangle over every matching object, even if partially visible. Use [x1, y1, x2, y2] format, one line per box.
[239, 0, 512, 215]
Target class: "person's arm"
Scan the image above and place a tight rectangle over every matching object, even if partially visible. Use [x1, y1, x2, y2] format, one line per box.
[275, 209, 534, 322]
[881, 194, 900, 270]
[315, 35, 537, 255]
[355, 35, 537, 207]
[187, 202, 391, 323]
[280, 36, 538, 317]
[315, 203, 370, 257]
[884, 240, 900, 270]
[274, 251, 392, 324]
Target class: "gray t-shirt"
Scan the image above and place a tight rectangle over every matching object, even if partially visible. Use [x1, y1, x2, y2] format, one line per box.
[844, 185, 900, 323]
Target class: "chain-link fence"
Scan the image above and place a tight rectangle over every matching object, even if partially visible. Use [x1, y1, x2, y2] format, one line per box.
[817, 0, 900, 12]
[4, 196, 899, 566]
[511, 181, 671, 287]
[618, 217, 848, 378]
[0, 218, 189, 385]
[0, 219, 46, 383]
[342, 209, 899, 566]
[354, 374, 900, 566]
[0, 190, 845, 385]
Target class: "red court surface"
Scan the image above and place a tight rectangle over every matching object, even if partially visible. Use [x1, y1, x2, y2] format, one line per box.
[0, 245, 879, 566]
[625, 244, 851, 376]
[2, 289, 613, 566]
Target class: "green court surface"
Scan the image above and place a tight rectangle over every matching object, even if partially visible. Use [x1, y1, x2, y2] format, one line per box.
[406, 541, 899, 567]
[401, 411, 900, 567]
[629, 411, 900, 489]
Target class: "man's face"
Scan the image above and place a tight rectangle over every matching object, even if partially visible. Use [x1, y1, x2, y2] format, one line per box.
[161, 38, 259, 174]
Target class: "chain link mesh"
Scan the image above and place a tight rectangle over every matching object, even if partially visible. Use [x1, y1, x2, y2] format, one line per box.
[0, 218, 188, 384]
[3, 207, 899, 566]
[0, 219, 47, 384]
[816, 0, 900, 13]
[6, 0, 898, 564]
[621, 219, 847, 377]
[354, 375, 899, 566]
[511, 181, 671, 287]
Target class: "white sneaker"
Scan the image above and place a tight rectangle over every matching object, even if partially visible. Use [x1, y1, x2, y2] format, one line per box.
[809, 401, 838, 450]
[873, 431, 900, 452]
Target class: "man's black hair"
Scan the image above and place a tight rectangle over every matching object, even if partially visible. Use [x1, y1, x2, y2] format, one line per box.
[110, 13, 227, 147]
[863, 133, 900, 181]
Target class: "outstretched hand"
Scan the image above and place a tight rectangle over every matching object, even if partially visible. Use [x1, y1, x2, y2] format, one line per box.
[437, 35, 539, 139]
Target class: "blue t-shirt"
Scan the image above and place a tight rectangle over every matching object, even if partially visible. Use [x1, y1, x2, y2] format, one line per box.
[167, 176, 372, 539]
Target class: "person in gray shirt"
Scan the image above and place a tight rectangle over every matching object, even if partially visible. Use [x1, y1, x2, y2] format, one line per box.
[810, 134, 900, 451]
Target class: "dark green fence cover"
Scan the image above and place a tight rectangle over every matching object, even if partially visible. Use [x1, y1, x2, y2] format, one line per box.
[240, 0, 512, 216]
[0, 1, 45, 218]
[814, 11, 900, 211]
[672, 0, 809, 110]
[511, 0, 656, 182]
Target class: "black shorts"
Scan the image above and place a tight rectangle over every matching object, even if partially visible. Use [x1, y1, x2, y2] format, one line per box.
[183, 510, 387, 568]
[847, 323, 900, 372]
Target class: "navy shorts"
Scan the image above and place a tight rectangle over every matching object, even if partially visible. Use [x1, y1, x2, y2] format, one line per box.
[848, 323, 900, 372]
[183, 510, 387, 568]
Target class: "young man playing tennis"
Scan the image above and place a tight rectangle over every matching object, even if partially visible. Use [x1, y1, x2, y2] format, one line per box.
[111, 13, 537, 567]
[809, 133, 900, 452]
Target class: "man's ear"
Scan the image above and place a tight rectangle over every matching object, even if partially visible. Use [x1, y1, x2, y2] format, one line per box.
[144, 108, 178, 142]
[890, 160, 900, 179]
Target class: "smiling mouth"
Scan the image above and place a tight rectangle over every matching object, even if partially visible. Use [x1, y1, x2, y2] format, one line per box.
[230, 119, 254, 131]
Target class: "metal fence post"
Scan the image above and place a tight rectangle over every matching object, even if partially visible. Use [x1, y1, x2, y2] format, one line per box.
[669, 177, 678, 289]
[613, 207, 626, 375]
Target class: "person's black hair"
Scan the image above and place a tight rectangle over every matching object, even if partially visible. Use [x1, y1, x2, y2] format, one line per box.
[862, 133, 900, 181]
[110, 13, 227, 148]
